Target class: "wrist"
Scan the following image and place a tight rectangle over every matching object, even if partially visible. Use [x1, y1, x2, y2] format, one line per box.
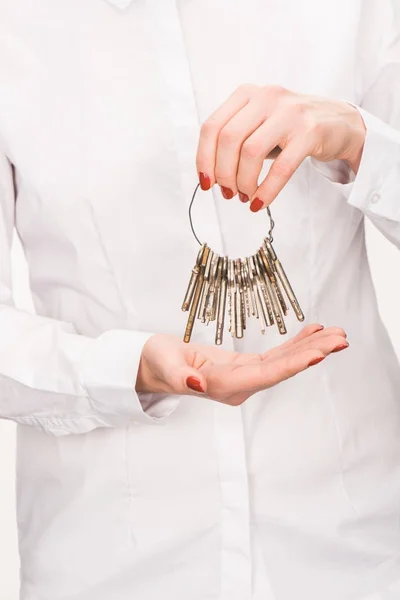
[341, 104, 366, 174]
[136, 354, 151, 394]
[135, 334, 175, 395]
[136, 337, 158, 394]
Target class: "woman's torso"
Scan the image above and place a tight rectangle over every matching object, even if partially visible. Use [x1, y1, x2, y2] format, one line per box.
[1, 1, 400, 599]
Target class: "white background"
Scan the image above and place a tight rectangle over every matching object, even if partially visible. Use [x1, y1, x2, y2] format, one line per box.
[1, 223, 400, 600]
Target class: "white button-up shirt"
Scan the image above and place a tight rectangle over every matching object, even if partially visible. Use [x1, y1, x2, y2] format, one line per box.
[1, 1, 400, 599]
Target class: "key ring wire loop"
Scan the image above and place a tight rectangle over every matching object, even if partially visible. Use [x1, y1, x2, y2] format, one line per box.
[189, 183, 275, 246]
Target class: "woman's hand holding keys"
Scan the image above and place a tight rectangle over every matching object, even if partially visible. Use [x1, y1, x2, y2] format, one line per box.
[196, 84, 366, 212]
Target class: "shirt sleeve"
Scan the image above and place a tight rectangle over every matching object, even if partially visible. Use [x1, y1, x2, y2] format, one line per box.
[0, 152, 176, 436]
[310, 0, 400, 248]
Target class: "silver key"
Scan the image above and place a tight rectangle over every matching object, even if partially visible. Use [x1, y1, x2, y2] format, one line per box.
[248, 256, 267, 334]
[234, 259, 244, 338]
[261, 243, 288, 315]
[254, 252, 274, 327]
[198, 249, 214, 321]
[205, 254, 219, 324]
[184, 246, 210, 343]
[264, 239, 305, 322]
[215, 257, 228, 345]
[258, 249, 286, 334]
[245, 258, 258, 318]
[241, 260, 251, 318]
[228, 259, 235, 336]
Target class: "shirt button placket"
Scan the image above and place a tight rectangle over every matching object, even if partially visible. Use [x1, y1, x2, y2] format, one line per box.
[145, 1, 252, 598]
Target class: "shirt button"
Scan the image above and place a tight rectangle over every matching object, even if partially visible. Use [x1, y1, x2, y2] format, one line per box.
[370, 192, 381, 204]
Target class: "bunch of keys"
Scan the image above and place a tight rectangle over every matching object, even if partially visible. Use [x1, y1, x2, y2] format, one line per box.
[181, 185, 305, 345]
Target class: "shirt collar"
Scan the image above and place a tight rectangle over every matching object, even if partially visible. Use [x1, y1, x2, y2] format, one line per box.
[104, 0, 134, 9]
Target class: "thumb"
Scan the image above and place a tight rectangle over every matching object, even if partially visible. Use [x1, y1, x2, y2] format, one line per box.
[177, 366, 208, 396]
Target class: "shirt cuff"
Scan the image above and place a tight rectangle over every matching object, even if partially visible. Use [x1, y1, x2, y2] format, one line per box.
[80, 329, 180, 425]
[309, 107, 400, 221]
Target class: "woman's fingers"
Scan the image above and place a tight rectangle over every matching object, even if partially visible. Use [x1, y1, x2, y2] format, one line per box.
[288, 332, 348, 361]
[261, 325, 346, 362]
[196, 85, 258, 192]
[255, 346, 326, 388]
[137, 327, 348, 401]
[257, 330, 348, 388]
[213, 99, 270, 197]
[249, 136, 312, 212]
[266, 331, 349, 386]
[197, 85, 365, 208]
[207, 328, 348, 400]
[261, 323, 325, 360]
[216, 324, 326, 369]
[236, 111, 289, 201]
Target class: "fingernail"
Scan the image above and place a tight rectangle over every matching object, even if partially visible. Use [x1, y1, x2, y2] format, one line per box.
[186, 376, 205, 393]
[239, 191, 249, 203]
[250, 198, 264, 213]
[308, 356, 325, 367]
[332, 343, 349, 353]
[316, 325, 324, 332]
[199, 172, 211, 191]
[220, 186, 234, 199]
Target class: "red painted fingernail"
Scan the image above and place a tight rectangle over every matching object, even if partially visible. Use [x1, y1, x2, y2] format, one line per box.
[308, 356, 325, 367]
[220, 186, 234, 199]
[199, 172, 211, 191]
[239, 191, 249, 203]
[250, 198, 264, 213]
[186, 376, 205, 393]
[332, 343, 349, 353]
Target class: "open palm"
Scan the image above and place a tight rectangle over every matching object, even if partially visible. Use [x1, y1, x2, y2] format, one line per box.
[137, 324, 348, 406]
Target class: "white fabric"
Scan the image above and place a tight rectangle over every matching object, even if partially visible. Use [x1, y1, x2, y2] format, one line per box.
[0, 0, 400, 598]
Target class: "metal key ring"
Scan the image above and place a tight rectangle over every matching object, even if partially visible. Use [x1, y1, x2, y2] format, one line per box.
[188, 183, 275, 245]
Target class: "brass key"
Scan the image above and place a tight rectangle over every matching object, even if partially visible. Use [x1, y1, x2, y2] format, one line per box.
[182, 244, 206, 311]
[252, 254, 272, 329]
[215, 257, 228, 345]
[254, 252, 274, 327]
[259, 245, 288, 316]
[257, 249, 286, 334]
[248, 256, 267, 334]
[241, 260, 251, 318]
[228, 259, 237, 337]
[184, 245, 210, 343]
[234, 259, 244, 338]
[244, 258, 257, 318]
[205, 254, 220, 324]
[264, 239, 304, 322]
[212, 256, 222, 323]
[198, 249, 214, 322]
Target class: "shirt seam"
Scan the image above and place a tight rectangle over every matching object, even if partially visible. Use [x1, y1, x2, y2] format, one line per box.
[307, 162, 358, 516]
[320, 364, 359, 517]
[87, 199, 130, 326]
